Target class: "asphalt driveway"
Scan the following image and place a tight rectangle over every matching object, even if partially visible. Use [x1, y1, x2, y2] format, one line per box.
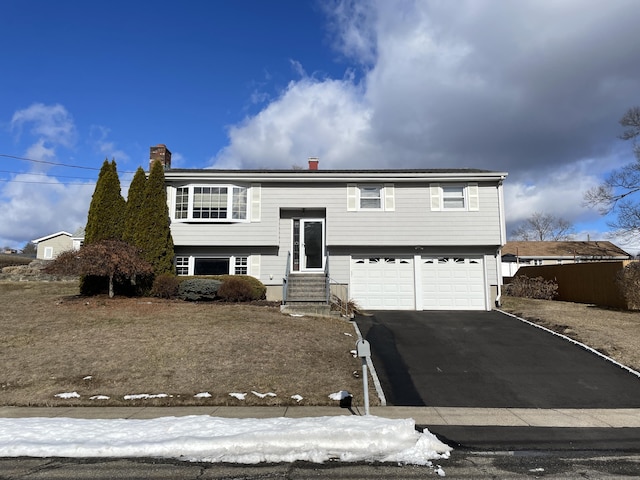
[355, 310, 640, 408]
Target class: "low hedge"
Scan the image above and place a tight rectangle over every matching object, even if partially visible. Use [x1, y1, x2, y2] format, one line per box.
[177, 275, 266, 302]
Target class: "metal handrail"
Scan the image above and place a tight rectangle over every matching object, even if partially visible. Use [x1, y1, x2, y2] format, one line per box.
[324, 252, 330, 304]
[282, 251, 291, 305]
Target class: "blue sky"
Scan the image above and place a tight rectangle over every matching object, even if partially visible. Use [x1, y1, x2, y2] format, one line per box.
[2, 0, 640, 252]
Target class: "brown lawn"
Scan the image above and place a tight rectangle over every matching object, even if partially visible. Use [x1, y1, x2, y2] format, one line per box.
[0, 281, 375, 407]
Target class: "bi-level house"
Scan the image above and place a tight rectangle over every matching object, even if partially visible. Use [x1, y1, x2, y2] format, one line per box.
[155, 145, 508, 312]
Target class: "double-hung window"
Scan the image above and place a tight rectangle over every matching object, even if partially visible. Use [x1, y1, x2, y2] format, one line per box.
[430, 183, 479, 211]
[360, 185, 382, 209]
[174, 185, 248, 221]
[347, 184, 395, 211]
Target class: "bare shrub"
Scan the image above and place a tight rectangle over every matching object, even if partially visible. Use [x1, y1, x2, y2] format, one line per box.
[616, 262, 640, 310]
[504, 275, 558, 300]
[151, 273, 180, 299]
[217, 276, 255, 302]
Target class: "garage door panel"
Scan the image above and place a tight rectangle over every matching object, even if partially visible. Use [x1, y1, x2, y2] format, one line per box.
[351, 256, 415, 310]
[421, 256, 486, 311]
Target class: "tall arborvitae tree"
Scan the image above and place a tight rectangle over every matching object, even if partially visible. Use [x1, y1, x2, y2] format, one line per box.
[122, 167, 147, 244]
[81, 159, 127, 295]
[84, 159, 126, 244]
[134, 160, 174, 275]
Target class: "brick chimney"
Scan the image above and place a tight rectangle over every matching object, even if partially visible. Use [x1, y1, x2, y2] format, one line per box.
[150, 144, 172, 170]
[308, 157, 319, 170]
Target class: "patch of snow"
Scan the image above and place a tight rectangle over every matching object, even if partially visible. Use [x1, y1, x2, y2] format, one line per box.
[54, 392, 80, 399]
[350, 349, 357, 357]
[529, 467, 544, 472]
[289, 314, 304, 317]
[343, 332, 353, 336]
[329, 390, 352, 401]
[435, 465, 446, 476]
[229, 392, 247, 400]
[251, 391, 276, 398]
[0, 415, 452, 466]
[89, 395, 110, 401]
[291, 394, 303, 403]
[124, 393, 169, 400]
[83, 376, 92, 380]
[194, 392, 212, 398]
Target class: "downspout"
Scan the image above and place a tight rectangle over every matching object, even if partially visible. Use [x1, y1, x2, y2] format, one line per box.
[495, 177, 507, 308]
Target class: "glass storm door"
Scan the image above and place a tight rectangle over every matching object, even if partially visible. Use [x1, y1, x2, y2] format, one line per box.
[293, 219, 325, 271]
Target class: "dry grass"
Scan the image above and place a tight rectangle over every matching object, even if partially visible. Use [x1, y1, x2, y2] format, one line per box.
[501, 295, 640, 372]
[0, 282, 374, 407]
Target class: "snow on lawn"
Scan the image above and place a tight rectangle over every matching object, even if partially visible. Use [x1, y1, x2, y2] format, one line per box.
[0, 415, 451, 466]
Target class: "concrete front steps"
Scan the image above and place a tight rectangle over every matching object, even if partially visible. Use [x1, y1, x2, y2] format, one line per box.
[282, 273, 340, 318]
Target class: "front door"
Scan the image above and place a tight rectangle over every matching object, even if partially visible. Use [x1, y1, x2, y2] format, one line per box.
[293, 219, 325, 271]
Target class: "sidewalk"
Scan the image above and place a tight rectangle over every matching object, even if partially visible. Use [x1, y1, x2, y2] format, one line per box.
[1, 405, 639, 428]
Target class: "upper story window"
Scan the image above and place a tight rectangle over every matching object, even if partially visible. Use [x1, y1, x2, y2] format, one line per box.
[347, 184, 395, 211]
[359, 185, 382, 209]
[442, 185, 465, 209]
[430, 183, 479, 211]
[174, 185, 248, 221]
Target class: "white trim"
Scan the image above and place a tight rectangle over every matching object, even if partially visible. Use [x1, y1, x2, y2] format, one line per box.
[430, 184, 441, 211]
[43, 246, 54, 259]
[250, 254, 261, 279]
[384, 183, 395, 211]
[250, 184, 261, 222]
[32, 231, 72, 244]
[172, 184, 250, 223]
[300, 218, 326, 271]
[468, 183, 479, 211]
[347, 184, 358, 211]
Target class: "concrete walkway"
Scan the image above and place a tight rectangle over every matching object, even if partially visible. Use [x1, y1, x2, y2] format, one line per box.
[2, 405, 639, 428]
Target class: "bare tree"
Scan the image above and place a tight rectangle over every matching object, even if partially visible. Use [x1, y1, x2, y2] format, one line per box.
[584, 106, 640, 238]
[44, 240, 153, 298]
[511, 212, 575, 241]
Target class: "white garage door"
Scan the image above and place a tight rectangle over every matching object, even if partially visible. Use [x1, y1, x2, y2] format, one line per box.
[421, 257, 486, 310]
[351, 257, 415, 310]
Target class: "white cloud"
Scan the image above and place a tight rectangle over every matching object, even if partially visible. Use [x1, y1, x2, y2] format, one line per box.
[212, 77, 374, 169]
[212, 0, 640, 236]
[1, 103, 91, 248]
[0, 173, 92, 247]
[11, 103, 76, 148]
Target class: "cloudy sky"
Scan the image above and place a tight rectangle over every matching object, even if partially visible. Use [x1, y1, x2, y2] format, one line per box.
[1, 0, 639, 251]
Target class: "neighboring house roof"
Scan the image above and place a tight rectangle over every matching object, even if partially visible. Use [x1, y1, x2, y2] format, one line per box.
[71, 226, 85, 239]
[32, 231, 72, 244]
[502, 241, 631, 260]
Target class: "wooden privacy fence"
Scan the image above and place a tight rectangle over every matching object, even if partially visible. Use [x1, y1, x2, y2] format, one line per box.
[514, 261, 635, 309]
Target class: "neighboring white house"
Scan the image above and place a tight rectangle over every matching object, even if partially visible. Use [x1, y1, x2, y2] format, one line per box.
[32, 226, 85, 260]
[159, 145, 509, 311]
[501, 241, 632, 278]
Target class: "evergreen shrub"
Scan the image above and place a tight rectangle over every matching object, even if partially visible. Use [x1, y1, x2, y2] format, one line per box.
[177, 278, 222, 301]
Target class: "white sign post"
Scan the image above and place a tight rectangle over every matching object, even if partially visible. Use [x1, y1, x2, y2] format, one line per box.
[356, 339, 371, 415]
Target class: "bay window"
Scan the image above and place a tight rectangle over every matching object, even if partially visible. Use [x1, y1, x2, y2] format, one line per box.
[174, 185, 248, 221]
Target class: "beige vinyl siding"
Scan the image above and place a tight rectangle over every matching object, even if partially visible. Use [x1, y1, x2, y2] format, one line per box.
[36, 234, 72, 259]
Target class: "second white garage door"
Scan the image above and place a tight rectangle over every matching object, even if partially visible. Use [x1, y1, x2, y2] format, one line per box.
[351, 257, 415, 310]
[421, 257, 486, 310]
